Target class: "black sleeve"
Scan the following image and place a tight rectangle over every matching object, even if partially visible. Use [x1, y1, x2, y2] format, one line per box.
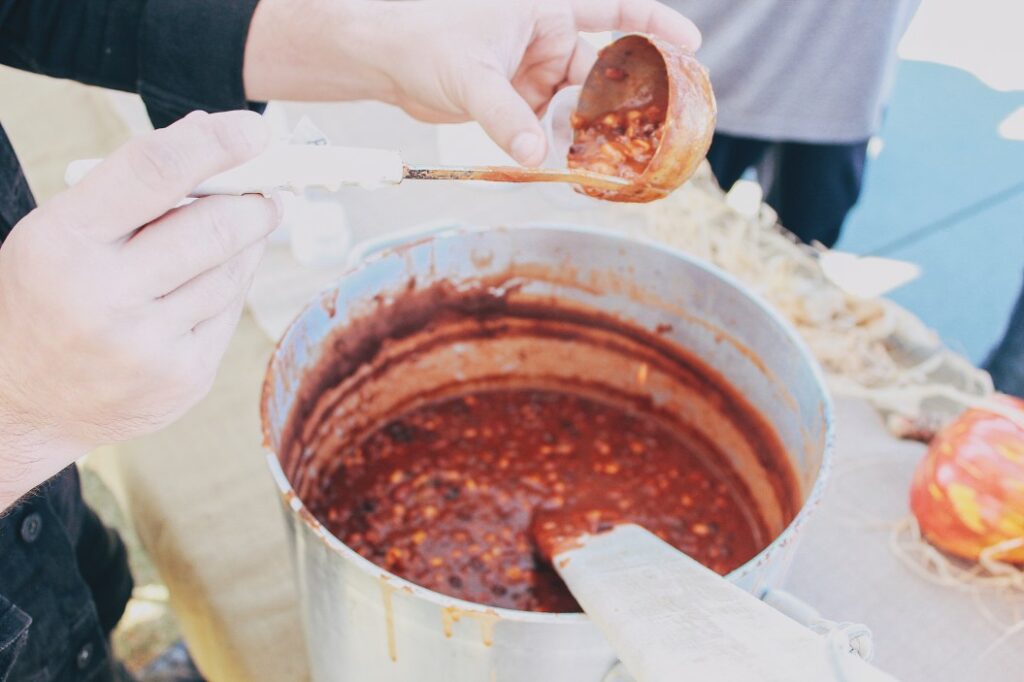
[0, 0, 265, 128]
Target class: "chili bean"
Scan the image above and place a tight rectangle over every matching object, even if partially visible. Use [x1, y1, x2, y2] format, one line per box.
[568, 104, 664, 182]
[604, 67, 626, 81]
[384, 421, 414, 443]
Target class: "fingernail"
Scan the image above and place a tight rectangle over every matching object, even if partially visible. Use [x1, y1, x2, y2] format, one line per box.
[204, 111, 270, 160]
[511, 132, 543, 166]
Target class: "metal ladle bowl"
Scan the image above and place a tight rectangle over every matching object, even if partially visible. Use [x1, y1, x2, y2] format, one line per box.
[572, 34, 717, 203]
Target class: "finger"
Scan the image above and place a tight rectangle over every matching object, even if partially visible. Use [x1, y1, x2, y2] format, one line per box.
[569, 0, 702, 51]
[49, 110, 271, 242]
[464, 68, 548, 167]
[127, 193, 280, 297]
[187, 268, 254, 374]
[161, 238, 267, 332]
[513, 38, 596, 113]
[567, 37, 599, 86]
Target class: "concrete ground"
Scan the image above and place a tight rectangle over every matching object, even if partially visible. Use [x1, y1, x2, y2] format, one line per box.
[79, 467, 182, 672]
[836, 0, 1024, 363]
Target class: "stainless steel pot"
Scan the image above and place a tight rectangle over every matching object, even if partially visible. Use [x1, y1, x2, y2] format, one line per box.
[261, 225, 833, 682]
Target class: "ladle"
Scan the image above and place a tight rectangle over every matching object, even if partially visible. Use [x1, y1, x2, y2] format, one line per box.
[64, 144, 631, 197]
[567, 33, 716, 202]
[532, 521, 897, 681]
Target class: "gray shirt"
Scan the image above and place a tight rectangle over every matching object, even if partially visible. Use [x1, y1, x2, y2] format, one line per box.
[664, 0, 921, 142]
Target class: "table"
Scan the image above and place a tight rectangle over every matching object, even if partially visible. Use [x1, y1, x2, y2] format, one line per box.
[93, 286, 1024, 682]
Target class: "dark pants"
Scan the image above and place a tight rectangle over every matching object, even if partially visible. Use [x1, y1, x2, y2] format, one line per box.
[706, 132, 869, 249]
[985, 271, 1024, 398]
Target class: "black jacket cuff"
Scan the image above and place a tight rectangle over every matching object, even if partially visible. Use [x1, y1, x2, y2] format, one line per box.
[0, 595, 30, 682]
[138, 0, 267, 128]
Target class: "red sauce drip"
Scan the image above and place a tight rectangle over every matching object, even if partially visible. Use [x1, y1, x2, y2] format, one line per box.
[567, 104, 664, 181]
[309, 387, 768, 613]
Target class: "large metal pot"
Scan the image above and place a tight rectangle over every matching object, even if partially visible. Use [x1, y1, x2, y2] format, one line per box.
[261, 225, 833, 682]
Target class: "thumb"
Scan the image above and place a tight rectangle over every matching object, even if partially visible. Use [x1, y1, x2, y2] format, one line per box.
[464, 69, 547, 167]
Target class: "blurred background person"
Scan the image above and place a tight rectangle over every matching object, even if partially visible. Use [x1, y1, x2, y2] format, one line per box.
[663, 0, 920, 247]
[664, 1, 1023, 400]
[985, 274, 1024, 398]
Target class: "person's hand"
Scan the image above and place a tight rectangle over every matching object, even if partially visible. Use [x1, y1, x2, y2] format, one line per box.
[244, 0, 700, 166]
[383, 0, 701, 166]
[0, 110, 279, 507]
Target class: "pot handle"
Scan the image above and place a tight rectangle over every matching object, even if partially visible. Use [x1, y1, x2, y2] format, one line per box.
[761, 588, 875, 662]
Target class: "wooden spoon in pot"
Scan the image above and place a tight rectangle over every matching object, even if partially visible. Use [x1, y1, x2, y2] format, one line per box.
[531, 517, 897, 682]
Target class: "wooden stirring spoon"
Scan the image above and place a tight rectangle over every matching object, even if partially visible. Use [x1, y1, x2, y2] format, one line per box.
[531, 519, 898, 682]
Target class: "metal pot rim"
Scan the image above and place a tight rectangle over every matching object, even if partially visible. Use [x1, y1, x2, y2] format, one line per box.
[261, 222, 835, 623]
